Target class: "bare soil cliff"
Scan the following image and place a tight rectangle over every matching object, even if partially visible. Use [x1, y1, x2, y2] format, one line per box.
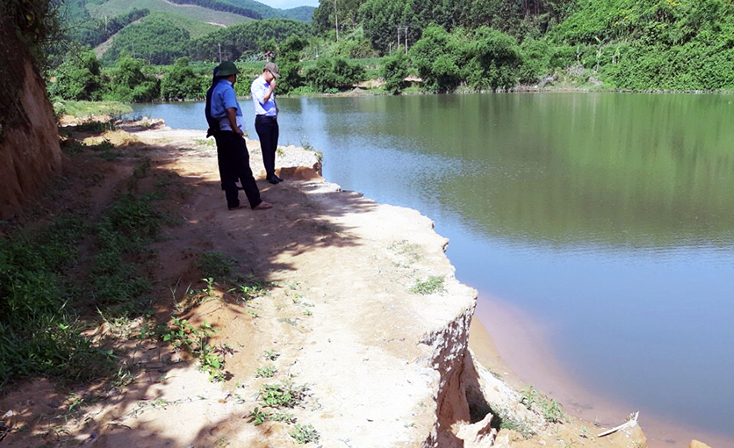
[0, 20, 62, 219]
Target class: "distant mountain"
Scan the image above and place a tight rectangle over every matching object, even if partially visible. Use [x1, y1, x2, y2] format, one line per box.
[275, 6, 316, 22]
[221, 0, 316, 21]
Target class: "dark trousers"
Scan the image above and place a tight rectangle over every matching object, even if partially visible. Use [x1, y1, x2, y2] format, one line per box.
[255, 115, 279, 178]
[214, 131, 262, 209]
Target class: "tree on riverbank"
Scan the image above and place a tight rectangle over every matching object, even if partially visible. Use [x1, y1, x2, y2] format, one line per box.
[161, 57, 208, 101]
[49, 48, 103, 101]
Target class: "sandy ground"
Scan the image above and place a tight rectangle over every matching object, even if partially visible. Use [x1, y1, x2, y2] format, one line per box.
[0, 120, 661, 448]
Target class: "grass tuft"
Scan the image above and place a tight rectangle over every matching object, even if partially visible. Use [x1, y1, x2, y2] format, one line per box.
[289, 424, 320, 444]
[196, 251, 236, 279]
[410, 276, 445, 295]
[520, 387, 565, 423]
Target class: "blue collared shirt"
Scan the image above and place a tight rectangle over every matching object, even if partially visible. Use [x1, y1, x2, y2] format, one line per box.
[210, 79, 244, 132]
[250, 75, 277, 117]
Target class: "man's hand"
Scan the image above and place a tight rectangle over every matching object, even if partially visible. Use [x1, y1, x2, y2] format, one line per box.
[226, 107, 242, 136]
[270, 78, 277, 90]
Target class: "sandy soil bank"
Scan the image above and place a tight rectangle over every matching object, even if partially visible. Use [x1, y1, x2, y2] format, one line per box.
[1, 118, 654, 448]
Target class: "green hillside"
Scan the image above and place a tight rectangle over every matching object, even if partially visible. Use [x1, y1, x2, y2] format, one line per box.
[146, 10, 223, 38]
[87, 0, 254, 27]
[87, 0, 315, 24]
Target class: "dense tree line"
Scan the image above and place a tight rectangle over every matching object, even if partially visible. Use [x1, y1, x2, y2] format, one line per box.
[49, 49, 161, 101]
[69, 8, 150, 49]
[49, 49, 369, 102]
[188, 19, 314, 61]
[315, 0, 576, 53]
[101, 15, 192, 65]
[166, 0, 261, 20]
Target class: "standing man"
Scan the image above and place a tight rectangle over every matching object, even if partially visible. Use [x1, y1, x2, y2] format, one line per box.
[251, 62, 282, 184]
[206, 61, 272, 210]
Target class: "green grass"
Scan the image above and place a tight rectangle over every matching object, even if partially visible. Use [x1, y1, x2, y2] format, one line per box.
[255, 365, 277, 378]
[54, 100, 132, 118]
[520, 388, 566, 423]
[0, 157, 170, 386]
[195, 251, 236, 279]
[289, 424, 320, 444]
[410, 276, 445, 295]
[159, 318, 226, 382]
[258, 381, 309, 408]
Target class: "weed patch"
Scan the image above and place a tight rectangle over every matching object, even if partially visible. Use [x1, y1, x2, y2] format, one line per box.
[255, 365, 277, 378]
[289, 424, 320, 444]
[0, 215, 114, 387]
[258, 381, 310, 409]
[0, 129, 179, 391]
[159, 318, 227, 382]
[247, 407, 269, 426]
[410, 276, 445, 295]
[520, 388, 565, 423]
[196, 251, 236, 279]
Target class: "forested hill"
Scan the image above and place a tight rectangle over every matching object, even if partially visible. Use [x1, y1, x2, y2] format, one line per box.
[61, 0, 315, 53]
[311, 0, 734, 91]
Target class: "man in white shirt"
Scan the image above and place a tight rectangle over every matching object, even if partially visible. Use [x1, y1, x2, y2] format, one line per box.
[251, 62, 282, 184]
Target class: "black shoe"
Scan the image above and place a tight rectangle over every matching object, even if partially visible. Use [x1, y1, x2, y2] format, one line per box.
[274, 175, 283, 182]
[267, 175, 280, 184]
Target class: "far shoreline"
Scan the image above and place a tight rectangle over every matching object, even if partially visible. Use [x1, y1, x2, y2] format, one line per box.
[85, 83, 734, 111]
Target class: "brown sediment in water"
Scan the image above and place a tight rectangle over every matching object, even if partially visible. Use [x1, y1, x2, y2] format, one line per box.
[469, 293, 734, 448]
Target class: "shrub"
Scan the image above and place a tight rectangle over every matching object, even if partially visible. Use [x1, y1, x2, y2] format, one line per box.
[161, 57, 207, 101]
[48, 48, 103, 100]
[305, 57, 366, 91]
[381, 51, 410, 94]
[106, 56, 160, 102]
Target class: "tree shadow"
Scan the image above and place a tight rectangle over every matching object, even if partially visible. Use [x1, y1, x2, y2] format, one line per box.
[0, 130, 390, 447]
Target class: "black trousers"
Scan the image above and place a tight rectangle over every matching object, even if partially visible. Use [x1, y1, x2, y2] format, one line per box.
[214, 131, 262, 209]
[255, 115, 279, 178]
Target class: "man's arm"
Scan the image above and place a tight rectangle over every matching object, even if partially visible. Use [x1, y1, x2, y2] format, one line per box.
[263, 79, 276, 103]
[253, 78, 276, 105]
[226, 107, 242, 136]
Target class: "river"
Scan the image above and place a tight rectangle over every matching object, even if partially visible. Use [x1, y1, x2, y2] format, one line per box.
[131, 93, 734, 448]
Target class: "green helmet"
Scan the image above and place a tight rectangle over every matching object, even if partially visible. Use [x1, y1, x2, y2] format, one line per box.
[217, 61, 240, 77]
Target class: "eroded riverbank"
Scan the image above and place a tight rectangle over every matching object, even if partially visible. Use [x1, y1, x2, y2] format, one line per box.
[0, 117, 652, 447]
